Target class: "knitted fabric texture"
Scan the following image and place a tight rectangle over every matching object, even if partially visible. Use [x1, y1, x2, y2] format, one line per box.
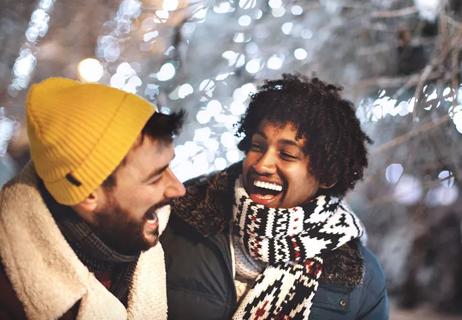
[233, 233, 265, 280]
[232, 177, 363, 320]
[26, 77, 155, 205]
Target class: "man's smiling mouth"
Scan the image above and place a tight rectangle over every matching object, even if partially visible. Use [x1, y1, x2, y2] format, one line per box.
[144, 209, 159, 236]
[145, 209, 158, 223]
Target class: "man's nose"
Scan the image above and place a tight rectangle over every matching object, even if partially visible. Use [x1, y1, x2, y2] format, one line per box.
[164, 168, 186, 198]
[252, 150, 277, 175]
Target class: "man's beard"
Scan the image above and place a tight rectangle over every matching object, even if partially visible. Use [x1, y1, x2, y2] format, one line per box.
[90, 198, 156, 256]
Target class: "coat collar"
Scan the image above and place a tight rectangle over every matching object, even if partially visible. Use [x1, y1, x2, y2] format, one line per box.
[171, 161, 241, 237]
[171, 162, 364, 287]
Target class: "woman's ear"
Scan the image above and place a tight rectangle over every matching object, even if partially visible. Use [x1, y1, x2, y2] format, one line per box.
[320, 181, 336, 190]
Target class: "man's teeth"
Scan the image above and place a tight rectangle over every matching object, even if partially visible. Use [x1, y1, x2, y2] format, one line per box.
[253, 180, 283, 192]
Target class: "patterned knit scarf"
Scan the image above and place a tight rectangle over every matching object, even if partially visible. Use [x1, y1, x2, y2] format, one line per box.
[232, 177, 363, 320]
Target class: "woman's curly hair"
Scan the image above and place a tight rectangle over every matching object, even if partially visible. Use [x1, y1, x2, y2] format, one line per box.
[236, 74, 372, 197]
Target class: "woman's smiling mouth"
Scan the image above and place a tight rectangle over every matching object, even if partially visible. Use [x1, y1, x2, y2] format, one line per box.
[248, 179, 284, 206]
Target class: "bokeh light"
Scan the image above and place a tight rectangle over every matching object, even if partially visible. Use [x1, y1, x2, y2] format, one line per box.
[78, 58, 104, 82]
[8, 0, 55, 94]
[0, 108, 17, 157]
[385, 163, 404, 184]
[162, 0, 178, 11]
[394, 174, 423, 205]
[156, 62, 176, 81]
[267, 54, 284, 70]
[294, 48, 307, 60]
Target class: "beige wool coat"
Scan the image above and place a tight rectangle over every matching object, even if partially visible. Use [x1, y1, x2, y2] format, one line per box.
[0, 165, 168, 320]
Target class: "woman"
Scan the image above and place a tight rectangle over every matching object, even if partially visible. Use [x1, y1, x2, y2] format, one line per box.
[162, 74, 388, 319]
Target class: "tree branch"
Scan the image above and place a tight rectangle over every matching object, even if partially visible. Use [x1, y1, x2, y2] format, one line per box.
[371, 114, 450, 155]
[371, 6, 417, 18]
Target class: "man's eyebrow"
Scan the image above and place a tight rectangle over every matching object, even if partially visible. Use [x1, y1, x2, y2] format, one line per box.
[142, 163, 169, 183]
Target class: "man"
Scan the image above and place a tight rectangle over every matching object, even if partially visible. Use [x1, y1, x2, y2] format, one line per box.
[0, 78, 185, 319]
[162, 74, 389, 319]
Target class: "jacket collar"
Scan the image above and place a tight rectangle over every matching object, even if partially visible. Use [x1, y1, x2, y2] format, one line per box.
[171, 161, 241, 237]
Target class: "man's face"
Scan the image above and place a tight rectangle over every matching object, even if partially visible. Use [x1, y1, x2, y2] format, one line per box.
[90, 135, 185, 255]
[242, 120, 322, 208]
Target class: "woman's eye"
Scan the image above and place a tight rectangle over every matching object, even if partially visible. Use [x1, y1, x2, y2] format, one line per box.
[250, 143, 262, 151]
[280, 152, 298, 160]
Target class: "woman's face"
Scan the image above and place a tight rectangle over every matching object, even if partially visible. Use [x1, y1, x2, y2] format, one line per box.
[242, 120, 323, 208]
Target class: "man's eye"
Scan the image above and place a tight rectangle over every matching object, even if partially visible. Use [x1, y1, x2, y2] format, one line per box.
[148, 176, 161, 185]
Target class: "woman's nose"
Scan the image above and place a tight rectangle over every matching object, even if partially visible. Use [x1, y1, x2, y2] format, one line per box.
[252, 151, 277, 175]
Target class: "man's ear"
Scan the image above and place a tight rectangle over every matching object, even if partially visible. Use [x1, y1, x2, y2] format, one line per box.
[72, 191, 99, 214]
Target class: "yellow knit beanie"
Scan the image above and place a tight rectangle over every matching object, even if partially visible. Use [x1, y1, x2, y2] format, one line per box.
[26, 78, 155, 205]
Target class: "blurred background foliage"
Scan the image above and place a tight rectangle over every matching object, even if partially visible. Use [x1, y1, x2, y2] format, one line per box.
[1, 0, 461, 317]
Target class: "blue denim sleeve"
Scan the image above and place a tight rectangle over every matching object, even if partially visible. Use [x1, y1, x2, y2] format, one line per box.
[357, 245, 389, 320]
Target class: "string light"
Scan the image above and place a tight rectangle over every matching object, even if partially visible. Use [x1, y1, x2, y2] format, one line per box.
[8, 0, 55, 96]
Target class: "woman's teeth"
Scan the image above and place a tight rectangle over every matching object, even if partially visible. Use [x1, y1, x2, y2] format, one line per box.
[253, 180, 283, 192]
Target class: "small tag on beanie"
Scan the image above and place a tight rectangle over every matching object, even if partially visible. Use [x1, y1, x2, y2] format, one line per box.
[66, 173, 82, 186]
